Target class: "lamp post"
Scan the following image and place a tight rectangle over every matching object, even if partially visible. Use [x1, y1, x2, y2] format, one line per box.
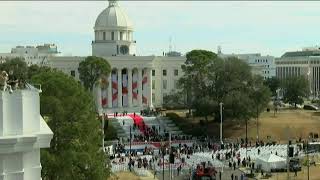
[219, 102, 223, 144]
[246, 118, 248, 159]
[307, 141, 310, 180]
[256, 107, 259, 142]
[169, 132, 171, 180]
[162, 145, 165, 180]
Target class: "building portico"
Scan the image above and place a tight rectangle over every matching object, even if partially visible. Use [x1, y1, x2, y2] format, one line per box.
[96, 57, 154, 113]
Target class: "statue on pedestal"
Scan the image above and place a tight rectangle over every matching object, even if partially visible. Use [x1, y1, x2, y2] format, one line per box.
[0, 71, 13, 93]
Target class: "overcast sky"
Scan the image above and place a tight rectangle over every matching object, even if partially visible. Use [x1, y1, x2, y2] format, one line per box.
[1, 1, 320, 57]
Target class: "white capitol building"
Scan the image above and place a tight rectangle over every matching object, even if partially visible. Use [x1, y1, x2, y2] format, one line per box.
[0, 0, 282, 114]
[48, 0, 186, 113]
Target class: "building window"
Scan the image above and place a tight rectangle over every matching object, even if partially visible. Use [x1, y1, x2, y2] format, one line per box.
[152, 80, 155, 89]
[174, 69, 178, 76]
[163, 69, 167, 76]
[174, 80, 178, 89]
[120, 32, 123, 40]
[117, 45, 119, 54]
[70, 70, 75, 77]
[163, 80, 167, 89]
[163, 93, 167, 102]
[120, 45, 129, 55]
[152, 93, 155, 103]
[152, 70, 155, 76]
[111, 31, 114, 40]
[103, 32, 106, 40]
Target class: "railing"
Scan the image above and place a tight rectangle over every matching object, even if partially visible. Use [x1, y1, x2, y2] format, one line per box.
[92, 40, 136, 43]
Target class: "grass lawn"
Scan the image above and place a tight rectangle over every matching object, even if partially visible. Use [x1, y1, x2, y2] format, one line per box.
[166, 109, 320, 142]
[108, 172, 140, 180]
[265, 165, 320, 180]
[108, 171, 157, 180]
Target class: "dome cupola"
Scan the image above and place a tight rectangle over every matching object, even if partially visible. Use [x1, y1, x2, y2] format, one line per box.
[94, 0, 133, 31]
[92, 0, 136, 57]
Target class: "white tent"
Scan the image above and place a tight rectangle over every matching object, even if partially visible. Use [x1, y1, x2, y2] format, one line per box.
[255, 154, 286, 172]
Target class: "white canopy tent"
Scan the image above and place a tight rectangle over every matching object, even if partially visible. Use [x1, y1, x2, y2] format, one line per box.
[255, 154, 286, 172]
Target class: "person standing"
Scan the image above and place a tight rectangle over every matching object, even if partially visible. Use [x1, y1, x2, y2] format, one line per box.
[231, 173, 234, 180]
[154, 169, 157, 179]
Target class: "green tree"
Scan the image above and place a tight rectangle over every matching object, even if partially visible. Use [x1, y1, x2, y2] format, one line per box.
[27, 64, 52, 80]
[177, 75, 194, 114]
[163, 90, 187, 109]
[78, 56, 111, 91]
[282, 76, 309, 108]
[263, 77, 280, 96]
[0, 57, 28, 81]
[251, 75, 272, 117]
[250, 75, 271, 139]
[31, 70, 110, 180]
[180, 50, 218, 119]
[179, 50, 271, 123]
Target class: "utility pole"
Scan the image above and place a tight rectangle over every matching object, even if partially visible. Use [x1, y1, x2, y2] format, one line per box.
[219, 102, 223, 144]
[129, 125, 132, 155]
[286, 126, 290, 180]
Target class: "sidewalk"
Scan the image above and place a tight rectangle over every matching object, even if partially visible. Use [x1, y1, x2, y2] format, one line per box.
[140, 170, 158, 180]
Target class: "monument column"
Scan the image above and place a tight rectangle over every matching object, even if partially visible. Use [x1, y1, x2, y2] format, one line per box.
[107, 73, 112, 108]
[146, 68, 153, 108]
[137, 68, 143, 107]
[117, 68, 122, 108]
[96, 84, 102, 114]
[128, 68, 133, 108]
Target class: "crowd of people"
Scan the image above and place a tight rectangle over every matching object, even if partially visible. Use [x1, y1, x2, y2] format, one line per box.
[108, 111, 318, 179]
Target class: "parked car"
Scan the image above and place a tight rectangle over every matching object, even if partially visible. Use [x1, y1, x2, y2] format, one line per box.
[303, 104, 319, 110]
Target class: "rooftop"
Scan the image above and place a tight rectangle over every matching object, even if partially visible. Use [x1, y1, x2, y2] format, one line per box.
[281, 50, 320, 58]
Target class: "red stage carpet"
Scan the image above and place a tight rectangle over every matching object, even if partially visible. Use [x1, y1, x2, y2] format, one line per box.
[128, 114, 146, 135]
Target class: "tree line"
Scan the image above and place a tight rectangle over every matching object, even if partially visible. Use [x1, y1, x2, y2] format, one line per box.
[164, 50, 310, 122]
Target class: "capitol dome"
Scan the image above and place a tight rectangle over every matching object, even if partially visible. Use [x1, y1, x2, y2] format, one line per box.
[94, 0, 133, 30]
[92, 0, 136, 57]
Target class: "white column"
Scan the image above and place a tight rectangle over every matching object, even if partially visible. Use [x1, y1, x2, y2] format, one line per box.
[96, 84, 102, 114]
[117, 69, 122, 108]
[147, 68, 153, 108]
[128, 68, 133, 108]
[137, 68, 143, 107]
[108, 73, 112, 108]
